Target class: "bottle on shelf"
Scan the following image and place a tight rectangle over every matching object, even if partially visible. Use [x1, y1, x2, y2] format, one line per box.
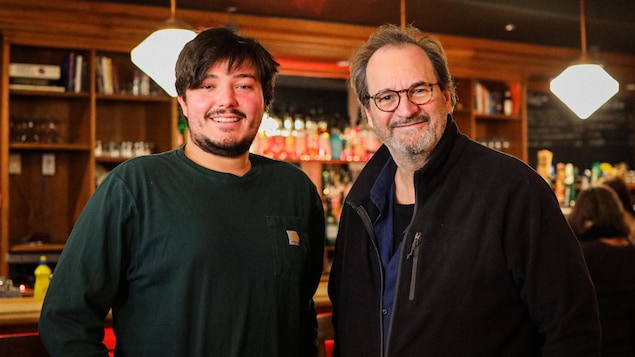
[322, 167, 343, 245]
[33, 255, 52, 298]
[503, 89, 513, 116]
[330, 128, 343, 160]
[325, 198, 339, 245]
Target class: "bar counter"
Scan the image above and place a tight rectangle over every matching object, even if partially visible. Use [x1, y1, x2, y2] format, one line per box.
[0, 280, 331, 334]
[0, 297, 43, 334]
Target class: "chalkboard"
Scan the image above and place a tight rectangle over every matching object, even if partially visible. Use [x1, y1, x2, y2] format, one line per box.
[527, 91, 634, 171]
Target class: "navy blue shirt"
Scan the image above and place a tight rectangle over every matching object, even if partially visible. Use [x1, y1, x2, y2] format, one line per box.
[369, 159, 403, 342]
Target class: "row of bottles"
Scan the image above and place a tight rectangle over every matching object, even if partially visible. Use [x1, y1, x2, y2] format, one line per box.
[476, 137, 511, 152]
[9, 114, 65, 144]
[548, 160, 631, 208]
[250, 108, 381, 162]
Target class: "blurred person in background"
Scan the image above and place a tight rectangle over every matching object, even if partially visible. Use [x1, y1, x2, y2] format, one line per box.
[602, 175, 635, 245]
[568, 185, 635, 356]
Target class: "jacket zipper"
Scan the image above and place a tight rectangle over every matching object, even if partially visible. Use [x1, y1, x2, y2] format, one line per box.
[352, 204, 386, 356]
[406, 232, 421, 301]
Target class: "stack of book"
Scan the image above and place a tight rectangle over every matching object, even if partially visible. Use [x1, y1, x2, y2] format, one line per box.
[9, 62, 65, 92]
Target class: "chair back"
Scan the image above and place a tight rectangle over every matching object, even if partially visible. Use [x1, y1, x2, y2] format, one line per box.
[317, 313, 334, 357]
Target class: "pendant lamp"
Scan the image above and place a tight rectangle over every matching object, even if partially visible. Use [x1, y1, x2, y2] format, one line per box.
[131, 0, 196, 97]
[550, 0, 618, 119]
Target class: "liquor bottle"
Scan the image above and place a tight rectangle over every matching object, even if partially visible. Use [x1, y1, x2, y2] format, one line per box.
[325, 197, 338, 245]
[554, 163, 566, 207]
[330, 128, 343, 160]
[33, 256, 52, 298]
[563, 163, 575, 208]
[305, 109, 319, 159]
[294, 113, 307, 159]
[503, 88, 513, 115]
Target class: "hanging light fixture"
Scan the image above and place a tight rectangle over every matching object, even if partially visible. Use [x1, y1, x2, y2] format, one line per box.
[400, 0, 406, 29]
[131, 0, 196, 97]
[550, 0, 618, 119]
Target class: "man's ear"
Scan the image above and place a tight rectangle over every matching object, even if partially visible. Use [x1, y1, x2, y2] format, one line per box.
[444, 91, 453, 114]
[363, 107, 374, 129]
[177, 96, 187, 116]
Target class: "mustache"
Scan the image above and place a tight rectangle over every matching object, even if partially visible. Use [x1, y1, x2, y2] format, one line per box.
[204, 108, 247, 120]
[388, 114, 430, 129]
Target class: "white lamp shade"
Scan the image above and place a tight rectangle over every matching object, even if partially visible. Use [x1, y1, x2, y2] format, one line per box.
[131, 28, 196, 97]
[550, 63, 619, 119]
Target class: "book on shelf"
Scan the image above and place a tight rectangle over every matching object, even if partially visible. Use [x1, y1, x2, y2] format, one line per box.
[8, 83, 66, 92]
[96, 55, 119, 94]
[74, 54, 89, 93]
[61, 51, 76, 92]
[9, 62, 61, 80]
[61, 51, 89, 93]
[9, 77, 65, 92]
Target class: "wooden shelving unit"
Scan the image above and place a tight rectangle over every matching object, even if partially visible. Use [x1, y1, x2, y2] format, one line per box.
[0, 42, 178, 277]
[453, 77, 528, 162]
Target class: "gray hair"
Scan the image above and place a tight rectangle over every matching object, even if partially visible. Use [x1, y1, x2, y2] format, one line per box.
[349, 24, 456, 110]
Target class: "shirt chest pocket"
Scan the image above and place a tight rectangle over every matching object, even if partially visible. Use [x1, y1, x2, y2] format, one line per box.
[266, 215, 310, 280]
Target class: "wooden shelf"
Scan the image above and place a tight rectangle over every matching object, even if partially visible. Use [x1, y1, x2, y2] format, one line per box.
[9, 143, 91, 151]
[473, 113, 523, 121]
[10, 243, 65, 253]
[95, 93, 171, 102]
[9, 90, 91, 98]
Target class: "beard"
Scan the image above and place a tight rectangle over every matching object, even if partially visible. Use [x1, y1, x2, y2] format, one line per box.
[190, 132, 255, 158]
[375, 113, 438, 156]
[188, 107, 257, 158]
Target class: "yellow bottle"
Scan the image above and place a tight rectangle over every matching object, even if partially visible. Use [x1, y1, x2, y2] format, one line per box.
[33, 255, 52, 298]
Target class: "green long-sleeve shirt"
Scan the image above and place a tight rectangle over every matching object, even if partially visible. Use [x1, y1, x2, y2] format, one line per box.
[39, 147, 325, 357]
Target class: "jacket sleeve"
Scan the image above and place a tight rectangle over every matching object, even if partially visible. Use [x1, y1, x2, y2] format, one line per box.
[505, 176, 601, 356]
[39, 173, 135, 357]
[299, 186, 325, 357]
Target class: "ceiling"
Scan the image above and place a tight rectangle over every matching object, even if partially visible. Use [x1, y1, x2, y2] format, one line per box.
[89, 0, 635, 56]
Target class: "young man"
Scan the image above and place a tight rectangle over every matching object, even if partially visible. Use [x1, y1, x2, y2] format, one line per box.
[328, 24, 601, 356]
[39, 27, 325, 356]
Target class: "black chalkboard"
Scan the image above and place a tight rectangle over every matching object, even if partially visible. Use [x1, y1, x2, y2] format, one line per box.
[527, 91, 634, 171]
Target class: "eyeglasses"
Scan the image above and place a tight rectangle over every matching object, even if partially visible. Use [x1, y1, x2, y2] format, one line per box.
[367, 82, 439, 112]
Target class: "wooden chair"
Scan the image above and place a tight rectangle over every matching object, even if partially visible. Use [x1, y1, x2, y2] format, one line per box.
[0, 333, 49, 357]
[317, 312, 334, 357]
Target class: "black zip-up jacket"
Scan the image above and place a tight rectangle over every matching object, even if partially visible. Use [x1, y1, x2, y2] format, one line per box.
[328, 116, 601, 356]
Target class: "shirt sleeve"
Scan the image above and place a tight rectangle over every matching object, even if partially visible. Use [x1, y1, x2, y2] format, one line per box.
[39, 172, 136, 356]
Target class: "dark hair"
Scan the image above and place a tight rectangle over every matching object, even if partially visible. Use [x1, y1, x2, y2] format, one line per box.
[175, 27, 279, 111]
[602, 176, 635, 217]
[349, 24, 456, 110]
[567, 185, 630, 240]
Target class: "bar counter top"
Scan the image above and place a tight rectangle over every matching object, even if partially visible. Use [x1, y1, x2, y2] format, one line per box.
[0, 280, 331, 334]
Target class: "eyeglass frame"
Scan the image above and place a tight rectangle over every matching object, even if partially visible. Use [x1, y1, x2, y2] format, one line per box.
[365, 82, 439, 112]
